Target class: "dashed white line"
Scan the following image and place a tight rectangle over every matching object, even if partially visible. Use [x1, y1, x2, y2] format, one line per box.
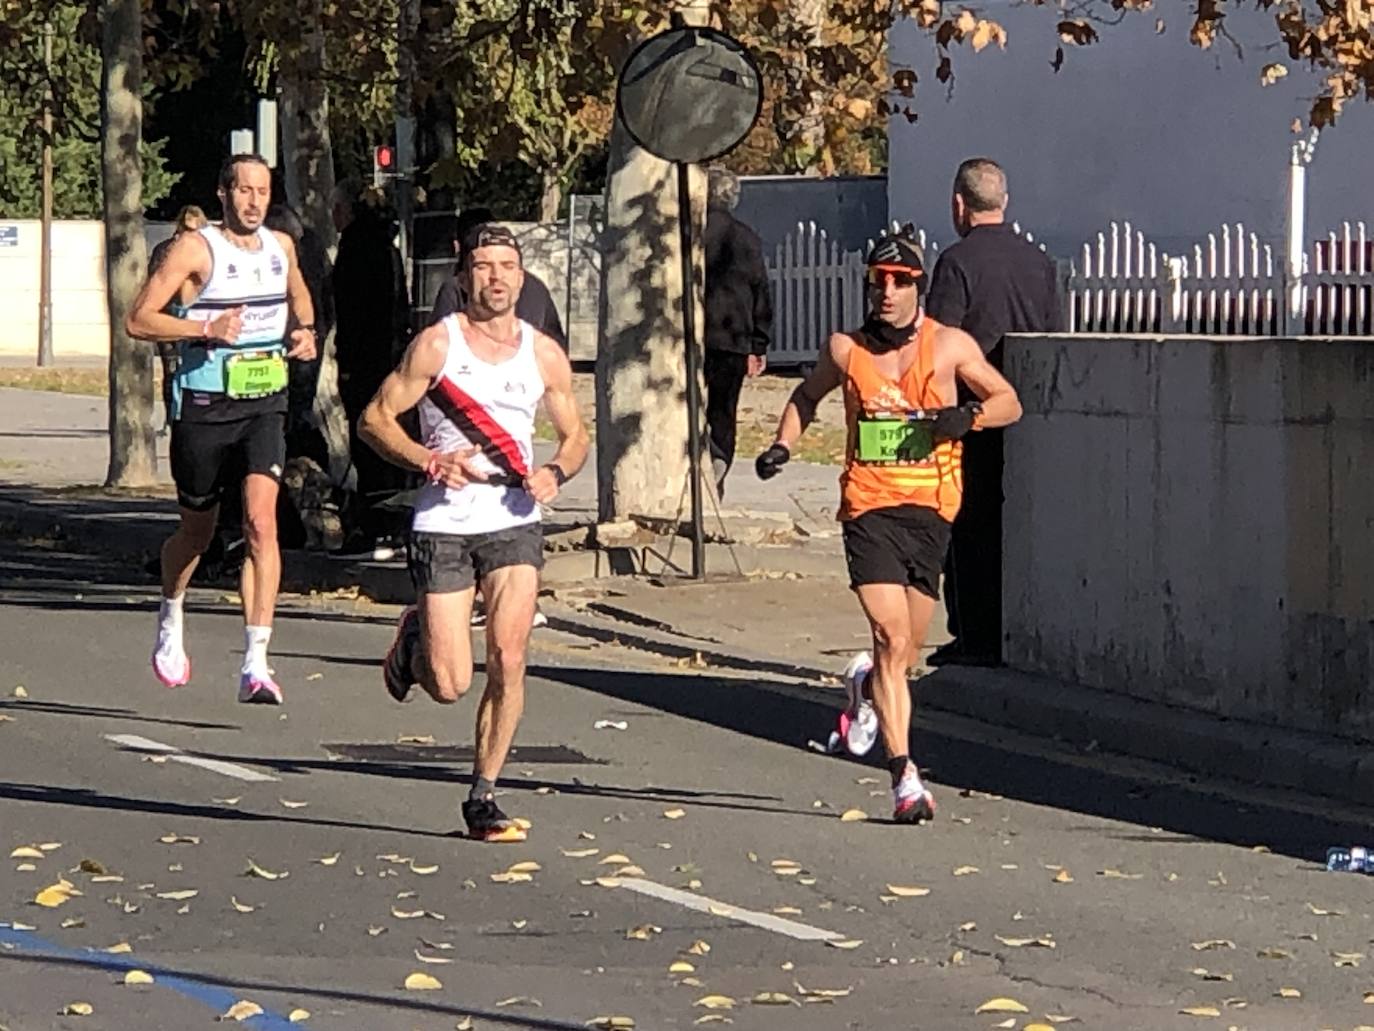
[104, 733, 278, 783]
[616, 877, 844, 942]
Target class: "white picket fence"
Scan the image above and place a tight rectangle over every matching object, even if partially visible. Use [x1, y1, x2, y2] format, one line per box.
[766, 219, 1374, 365]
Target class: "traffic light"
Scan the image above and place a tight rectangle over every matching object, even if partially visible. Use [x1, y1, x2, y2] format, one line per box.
[372, 144, 395, 187]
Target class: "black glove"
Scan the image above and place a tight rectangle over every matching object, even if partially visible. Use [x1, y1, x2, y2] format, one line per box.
[931, 403, 982, 443]
[755, 443, 791, 480]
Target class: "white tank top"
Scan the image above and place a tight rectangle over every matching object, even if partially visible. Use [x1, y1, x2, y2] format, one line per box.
[411, 315, 545, 535]
[181, 226, 290, 346]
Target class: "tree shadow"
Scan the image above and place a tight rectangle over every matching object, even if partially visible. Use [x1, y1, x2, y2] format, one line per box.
[0, 698, 239, 733]
[0, 949, 588, 1029]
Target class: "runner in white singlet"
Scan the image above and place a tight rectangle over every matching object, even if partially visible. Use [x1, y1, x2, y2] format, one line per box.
[359, 224, 590, 843]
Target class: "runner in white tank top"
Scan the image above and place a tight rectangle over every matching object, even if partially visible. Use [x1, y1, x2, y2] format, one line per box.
[357, 223, 590, 843]
[411, 313, 545, 536]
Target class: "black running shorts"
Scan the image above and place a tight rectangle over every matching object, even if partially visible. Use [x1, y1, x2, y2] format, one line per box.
[842, 504, 952, 599]
[169, 412, 286, 511]
[408, 524, 545, 595]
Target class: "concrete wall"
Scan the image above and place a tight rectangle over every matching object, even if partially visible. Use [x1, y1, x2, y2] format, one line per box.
[888, 4, 1374, 258]
[1003, 334, 1374, 741]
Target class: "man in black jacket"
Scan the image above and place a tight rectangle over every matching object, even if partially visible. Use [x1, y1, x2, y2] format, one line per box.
[704, 169, 773, 497]
[924, 158, 1061, 666]
[428, 207, 566, 349]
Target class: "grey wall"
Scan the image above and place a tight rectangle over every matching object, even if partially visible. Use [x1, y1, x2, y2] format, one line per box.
[1003, 333, 1374, 741]
[888, 5, 1374, 259]
[736, 175, 888, 258]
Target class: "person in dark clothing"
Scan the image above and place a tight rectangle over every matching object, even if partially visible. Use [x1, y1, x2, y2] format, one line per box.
[924, 158, 1062, 667]
[332, 184, 411, 549]
[428, 207, 567, 349]
[703, 168, 773, 496]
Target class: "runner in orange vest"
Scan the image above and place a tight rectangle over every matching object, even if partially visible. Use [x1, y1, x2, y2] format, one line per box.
[755, 230, 1022, 823]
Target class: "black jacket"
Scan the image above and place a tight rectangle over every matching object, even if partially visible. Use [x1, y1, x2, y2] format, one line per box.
[333, 210, 409, 399]
[704, 209, 773, 356]
[925, 223, 1062, 367]
[430, 270, 567, 349]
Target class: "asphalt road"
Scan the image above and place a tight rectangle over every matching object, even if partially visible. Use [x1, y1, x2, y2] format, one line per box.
[3, 538, 1374, 1031]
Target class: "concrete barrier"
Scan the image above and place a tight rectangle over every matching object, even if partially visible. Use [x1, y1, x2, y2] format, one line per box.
[1003, 333, 1374, 742]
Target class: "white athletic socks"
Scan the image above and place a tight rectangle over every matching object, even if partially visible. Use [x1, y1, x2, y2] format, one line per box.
[242, 625, 272, 679]
[156, 594, 186, 658]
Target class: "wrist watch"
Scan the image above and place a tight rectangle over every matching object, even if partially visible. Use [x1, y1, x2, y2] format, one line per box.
[544, 463, 569, 486]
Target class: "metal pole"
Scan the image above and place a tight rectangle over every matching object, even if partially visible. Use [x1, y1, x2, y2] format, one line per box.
[1285, 143, 1305, 335]
[37, 20, 54, 367]
[676, 160, 705, 579]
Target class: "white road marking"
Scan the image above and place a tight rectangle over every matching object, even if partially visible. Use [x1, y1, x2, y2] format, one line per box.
[104, 734, 278, 783]
[616, 877, 844, 942]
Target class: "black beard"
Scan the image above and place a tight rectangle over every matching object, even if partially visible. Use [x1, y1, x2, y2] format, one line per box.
[860, 315, 918, 354]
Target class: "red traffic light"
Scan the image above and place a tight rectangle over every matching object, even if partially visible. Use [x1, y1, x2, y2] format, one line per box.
[374, 145, 395, 170]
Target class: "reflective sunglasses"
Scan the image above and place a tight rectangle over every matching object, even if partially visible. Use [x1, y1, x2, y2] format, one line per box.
[867, 268, 920, 288]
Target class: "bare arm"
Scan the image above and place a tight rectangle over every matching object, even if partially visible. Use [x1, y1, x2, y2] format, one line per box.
[526, 333, 590, 504]
[772, 333, 847, 450]
[276, 231, 317, 361]
[948, 328, 1022, 429]
[125, 233, 235, 343]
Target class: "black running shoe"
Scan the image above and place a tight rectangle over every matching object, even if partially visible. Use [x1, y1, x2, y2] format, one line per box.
[382, 606, 419, 702]
[462, 795, 527, 843]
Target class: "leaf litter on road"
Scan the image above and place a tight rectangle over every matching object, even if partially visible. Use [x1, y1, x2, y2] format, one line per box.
[975, 998, 1029, 1014]
[404, 972, 443, 991]
[123, 970, 155, 986]
[244, 859, 286, 880]
[218, 1000, 264, 1021]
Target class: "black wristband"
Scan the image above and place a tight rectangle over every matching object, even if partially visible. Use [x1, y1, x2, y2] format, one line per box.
[544, 463, 568, 486]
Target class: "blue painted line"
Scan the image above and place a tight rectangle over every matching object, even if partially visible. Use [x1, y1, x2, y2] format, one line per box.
[0, 922, 300, 1029]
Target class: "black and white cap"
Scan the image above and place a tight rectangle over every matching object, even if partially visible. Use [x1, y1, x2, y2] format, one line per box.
[865, 233, 925, 275]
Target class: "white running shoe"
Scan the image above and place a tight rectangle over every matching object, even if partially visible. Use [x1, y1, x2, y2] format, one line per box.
[893, 762, 937, 824]
[151, 647, 191, 688]
[238, 672, 283, 705]
[838, 651, 878, 756]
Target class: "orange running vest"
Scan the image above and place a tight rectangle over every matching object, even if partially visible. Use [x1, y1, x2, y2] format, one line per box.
[839, 317, 964, 523]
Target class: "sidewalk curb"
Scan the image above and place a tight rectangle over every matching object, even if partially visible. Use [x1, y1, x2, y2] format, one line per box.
[541, 601, 1374, 812]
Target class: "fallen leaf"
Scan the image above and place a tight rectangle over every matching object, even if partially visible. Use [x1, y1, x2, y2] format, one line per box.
[663, 809, 686, 820]
[10, 847, 44, 860]
[414, 949, 453, 965]
[60, 917, 85, 929]
[600, 854, 631, 866]
[34, 881, 79, 907]
[615, 865, 646, 877]
[693, 1017, 731, 1026]
[995, 935, 1056, 949]
[158, 834, 200, 846]
[12, 686, 27, 699]
[490, 871, 533, 884]
[593, 720, 628, 731]
[495, 997, 541, 1007]
[1307, 902, 1345, 916]
[1364, 991, 1374, 1004]
[669, 961, 695, 974]
[62, 1002, 93, 1016]
[219, 1000, 264, 1021]
[959, 921, 976, 932]
[975, 998, 1029, 1014]
[1257, 947, 1292, 959]
[624, 924, 661, 941]
[156, 890, 198, 901]
[1179, 1006, 1221, 1017]
[839, 809, 867, 823]
[795, 983, 851, 999]
[1054, 869, 1074, 884]
[586, 1018, 635, 1029]
[826, 939, 863, 950]
[315, 853, 341, 866]
[279, 800, 309, 809]
[455, 1019, 473, 1031]
[773, 906, 803, 915]
[305, 672, 324, 681]
[507, 861, 541, 874]
[1191, 940, 1236, 951]
[561, 848, 598, 858]
[752, 992, 796, 1005]
[123, 970, 155, 986]
[885, 884, 930, 898]
[409, 862, 439, 875]
[288, 1009, 310, 1023]
[1191, 968, 1233, 982]
[14, 863, 34, 872]
[392, 907, 425, 919]
[244, 859, 285, 880]
[397, 734, 436, 745]
[695, 995, 736, 1010]
[367, 926, 386, 937]
[511, 920, 527, 930]
[594, 876, 621, 888]
[404, 972, 443, 991]
[953, 866, 979, 876]
[1098, 869, 1143, 880]
[104, 941, 132, 954]
[687, 940, 711, 956]
[1276, 987, 1301, 998]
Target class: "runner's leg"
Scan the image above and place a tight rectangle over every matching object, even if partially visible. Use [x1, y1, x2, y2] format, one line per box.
[414, 588, 476, 703]
[473, 562, 538, 784]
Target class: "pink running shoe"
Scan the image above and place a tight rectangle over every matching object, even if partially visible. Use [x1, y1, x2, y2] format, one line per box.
[151, 650, 191, 689]
[893, 763, 937, 825]
[238, 672, 284, 705]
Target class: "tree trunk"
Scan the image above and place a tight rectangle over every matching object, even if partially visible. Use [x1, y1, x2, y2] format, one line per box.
[279, 2, 350, 488]
[101, 0, 155, 488]
[595, 1, 712, 524]
[280, 0, 337, 251]
[540, 172, 563, 223]
[790, 0, 827, 174]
